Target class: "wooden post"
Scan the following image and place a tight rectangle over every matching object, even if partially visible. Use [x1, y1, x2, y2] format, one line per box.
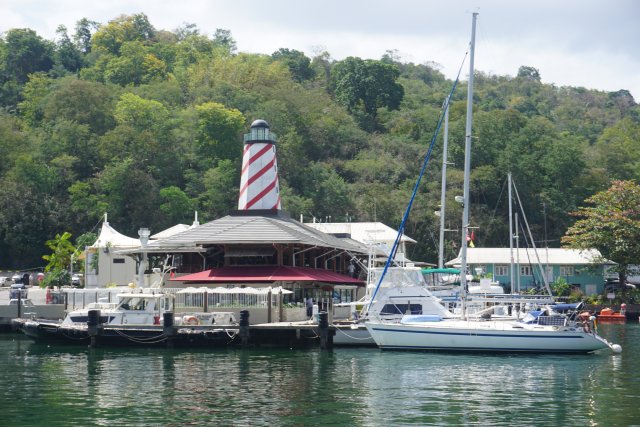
[319, 311, 330, 350]
[240, 310, 250, 346]
[163, 312, 176, 348]
[87, 309, 101, 347]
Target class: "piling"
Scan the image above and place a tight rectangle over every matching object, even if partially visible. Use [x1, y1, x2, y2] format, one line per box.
[87, 309, 101, 347]
[319, 311, 332, 349]
[163, 312, 176, 348]
[240, 310, 250, 346]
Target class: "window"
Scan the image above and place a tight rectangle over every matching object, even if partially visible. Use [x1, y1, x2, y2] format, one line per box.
[520, 265, 533, 276]
[560, 266, 574, 276]
[473, 265, 486, 275]
[495, 265, 509, 276]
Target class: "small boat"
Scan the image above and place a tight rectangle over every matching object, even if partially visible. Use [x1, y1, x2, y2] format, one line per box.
[597, 304, 626, 323]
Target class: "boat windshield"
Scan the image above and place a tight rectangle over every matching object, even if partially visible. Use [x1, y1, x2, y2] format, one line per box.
[118, 297, 151, 311]
[368, 267, 425, 290]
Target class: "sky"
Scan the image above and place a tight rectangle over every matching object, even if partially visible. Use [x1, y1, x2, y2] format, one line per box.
[2, 0, 639, 100]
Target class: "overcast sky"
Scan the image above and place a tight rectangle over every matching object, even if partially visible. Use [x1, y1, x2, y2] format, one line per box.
[3, 0, 639, 100]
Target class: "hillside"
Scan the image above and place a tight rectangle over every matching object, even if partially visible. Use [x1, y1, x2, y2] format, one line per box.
[0, 13, 638, 268]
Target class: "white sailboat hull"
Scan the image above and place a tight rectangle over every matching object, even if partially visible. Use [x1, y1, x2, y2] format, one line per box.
[365, 319, 610, 353]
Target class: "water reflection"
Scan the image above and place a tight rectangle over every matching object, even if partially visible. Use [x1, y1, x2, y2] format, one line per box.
[1, 324, 639, 426]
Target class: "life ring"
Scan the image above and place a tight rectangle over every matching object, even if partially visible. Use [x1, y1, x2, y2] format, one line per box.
[184, 315, 199, 326]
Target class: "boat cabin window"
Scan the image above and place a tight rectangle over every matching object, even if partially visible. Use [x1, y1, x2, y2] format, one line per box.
[380, 304, 422, 316]
[119, 297, 148, 311]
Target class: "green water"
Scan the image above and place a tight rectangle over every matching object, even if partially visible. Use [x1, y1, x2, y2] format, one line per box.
[1, 323, 638, 426]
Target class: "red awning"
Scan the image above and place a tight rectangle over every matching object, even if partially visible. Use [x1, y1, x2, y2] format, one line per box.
[171, 266, 363, 285]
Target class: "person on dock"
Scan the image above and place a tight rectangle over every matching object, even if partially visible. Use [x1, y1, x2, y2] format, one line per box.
[306, 297, 314, 319]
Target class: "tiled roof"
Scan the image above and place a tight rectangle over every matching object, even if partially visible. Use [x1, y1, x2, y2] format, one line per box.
[149, 210, 366, 253]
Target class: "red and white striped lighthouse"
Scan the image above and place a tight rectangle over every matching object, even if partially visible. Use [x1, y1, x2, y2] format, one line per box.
[238, 119, 282, 210]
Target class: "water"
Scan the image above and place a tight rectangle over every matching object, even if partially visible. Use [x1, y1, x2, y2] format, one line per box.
[1, 323, 639, 426]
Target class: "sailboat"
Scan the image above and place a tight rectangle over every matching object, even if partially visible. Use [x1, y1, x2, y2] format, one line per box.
[365, 13, 621, 354]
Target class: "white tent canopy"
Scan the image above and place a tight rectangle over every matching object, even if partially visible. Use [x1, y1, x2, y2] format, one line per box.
[91, 220, 140, 249]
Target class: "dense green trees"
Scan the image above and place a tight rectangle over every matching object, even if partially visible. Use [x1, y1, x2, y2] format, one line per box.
[562, 181, 640, 283]
[0, 13, 638, 269]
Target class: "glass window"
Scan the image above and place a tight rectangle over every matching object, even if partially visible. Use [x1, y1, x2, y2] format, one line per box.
[560, 266, 574, 276]
[520, 265, 533, 276]
[495, 265, 509, 276]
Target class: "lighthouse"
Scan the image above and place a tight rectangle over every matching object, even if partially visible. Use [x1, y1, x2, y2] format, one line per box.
[237, 119, 282, 210]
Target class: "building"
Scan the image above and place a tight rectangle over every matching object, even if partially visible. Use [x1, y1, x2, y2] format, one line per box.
[446, 247, 614, 295]
[304, 221, 418, 266]
[94, 121, 368, 307]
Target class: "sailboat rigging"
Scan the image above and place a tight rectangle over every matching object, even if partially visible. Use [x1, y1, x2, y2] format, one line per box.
[365, 13, 621, 354]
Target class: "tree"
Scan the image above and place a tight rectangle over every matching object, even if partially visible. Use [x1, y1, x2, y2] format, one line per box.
[114, 92, 169, 132]
[92, 13, 156, 55]
[1, 28, 54, 84]
[104, 41, 167, 85]
[271, 48, 315, 82]
[42, 231, 76, 287]
[160, 186, 194, 226]
[194, 102, 245, 161]
[517, 65, 541, 81]
[330, 57, 404, 129]
[562, 180, 640, 284]
[54, 25, 84, 73]
[212, 29, 236, 54]
[73, 18, 99, 54]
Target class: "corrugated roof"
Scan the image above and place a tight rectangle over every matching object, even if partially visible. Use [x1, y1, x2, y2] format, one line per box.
[445, 247, 615, 266]
[305, 221, 417, 244]
[149, 210, 366, 253]
[172, 266, 364, 284]
[151, 224, 191, 240]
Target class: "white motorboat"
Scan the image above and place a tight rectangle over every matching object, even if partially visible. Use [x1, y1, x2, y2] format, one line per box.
[61, 292, 236, 327]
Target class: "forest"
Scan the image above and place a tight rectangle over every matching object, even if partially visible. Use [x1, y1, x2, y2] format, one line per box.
[0, 13, 638, 270]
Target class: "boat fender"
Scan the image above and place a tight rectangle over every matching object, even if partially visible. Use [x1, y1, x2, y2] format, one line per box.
[184, 315, 199, 326]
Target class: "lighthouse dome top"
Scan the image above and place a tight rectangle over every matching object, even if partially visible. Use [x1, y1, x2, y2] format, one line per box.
[244, 119, 276, 143]
[250, 119, 270, 129]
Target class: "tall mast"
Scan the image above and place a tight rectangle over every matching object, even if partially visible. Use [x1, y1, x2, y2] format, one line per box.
[515, 212, 520, 293]
[438, 95, 451, 268]
[460, 12, 478, 319]
[508, 172, 515, 292]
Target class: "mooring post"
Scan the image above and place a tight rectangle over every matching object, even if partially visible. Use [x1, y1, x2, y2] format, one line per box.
[319, 311, 330, 350]
[240, 310, 250, 346]
[163, 312, 176, 348]
[87, 309, 101, 347]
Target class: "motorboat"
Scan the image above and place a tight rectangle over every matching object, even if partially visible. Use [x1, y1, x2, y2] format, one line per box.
[597, 304, 626, 323]
[18, 291, 238, 346]
[60, 292, 235, 327]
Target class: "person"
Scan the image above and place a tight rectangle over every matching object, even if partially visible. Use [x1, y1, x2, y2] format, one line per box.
[348, 262, 356, 278]
[306, 297, 313, 319]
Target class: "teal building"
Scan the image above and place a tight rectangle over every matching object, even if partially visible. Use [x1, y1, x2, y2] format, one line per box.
[446, 248, 614, 295]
